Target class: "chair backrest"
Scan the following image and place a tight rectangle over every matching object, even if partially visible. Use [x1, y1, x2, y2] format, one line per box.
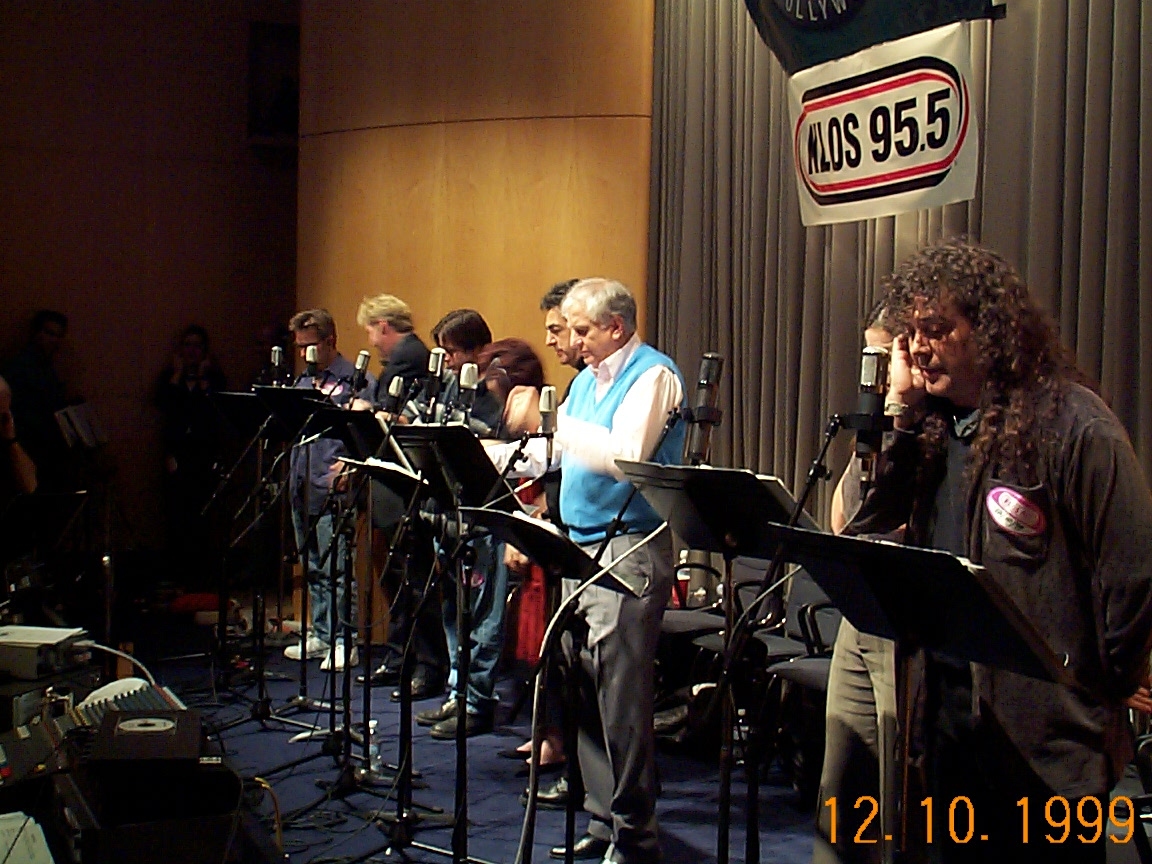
[730, 556, 779, 626]
[728, 558, 839, 646]
[782, 567, 824, 638]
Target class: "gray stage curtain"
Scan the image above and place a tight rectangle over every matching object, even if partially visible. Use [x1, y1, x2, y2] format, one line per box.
[649, 0, 1151, 526]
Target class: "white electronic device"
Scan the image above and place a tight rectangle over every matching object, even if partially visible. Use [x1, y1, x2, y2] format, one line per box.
[0, 626, 88, 680]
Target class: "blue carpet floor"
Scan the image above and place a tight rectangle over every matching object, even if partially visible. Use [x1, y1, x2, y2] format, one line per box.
[162, 646, 816, 864]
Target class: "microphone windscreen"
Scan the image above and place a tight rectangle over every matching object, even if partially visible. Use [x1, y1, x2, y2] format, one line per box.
[355, 349, 370, 373]
[305, 345, 318, 365]
[460, 362, 479, 391]
[539, 385, 557, 433]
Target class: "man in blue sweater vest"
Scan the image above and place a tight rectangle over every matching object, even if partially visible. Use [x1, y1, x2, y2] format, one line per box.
[496, 278, 685, 864]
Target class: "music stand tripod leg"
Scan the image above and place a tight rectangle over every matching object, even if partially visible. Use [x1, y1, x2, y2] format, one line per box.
[451, 542, 474, 864]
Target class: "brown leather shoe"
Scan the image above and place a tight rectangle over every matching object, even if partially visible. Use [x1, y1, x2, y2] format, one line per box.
[428, 711, 493, 740]
[548, 832, 608, 860]
[415, 699, 456, 727]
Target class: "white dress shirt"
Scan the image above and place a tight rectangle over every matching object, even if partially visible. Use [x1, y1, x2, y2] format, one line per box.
[485, 334, 683, 481]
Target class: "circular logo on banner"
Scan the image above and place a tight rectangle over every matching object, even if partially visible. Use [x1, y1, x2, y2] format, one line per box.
[985, 486, 1046, 537]
[793, 55, 970, 206]
[771, 0, 866, 29]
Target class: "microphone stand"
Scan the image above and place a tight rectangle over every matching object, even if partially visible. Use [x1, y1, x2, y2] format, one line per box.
[213, 448, 321, 738]
[279, 380, 344, 720]
[196, 410, 275, 695]
[709, 408, 887, 864]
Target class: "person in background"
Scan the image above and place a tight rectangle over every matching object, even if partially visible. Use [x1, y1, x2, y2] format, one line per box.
[415, 311, 514, 738]
[812, 301, 906, 864]
[0, 375, 37, 508]
[504, 279, 589, 803]
[1, 310, 73, 491]
[155, 324, 227, 589]
[359, 293, 429, 401]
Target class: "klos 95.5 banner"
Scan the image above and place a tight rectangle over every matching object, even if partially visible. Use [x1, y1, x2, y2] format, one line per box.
[787, 22, 979, 226]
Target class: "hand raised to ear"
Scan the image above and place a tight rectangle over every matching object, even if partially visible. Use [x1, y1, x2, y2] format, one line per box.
[503, 385, 542, 436]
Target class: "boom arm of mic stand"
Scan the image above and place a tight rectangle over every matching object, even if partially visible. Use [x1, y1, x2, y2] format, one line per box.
[481, 431, 533, 508]
[202, 413, 275, 519]
[229, 457, 289, 549]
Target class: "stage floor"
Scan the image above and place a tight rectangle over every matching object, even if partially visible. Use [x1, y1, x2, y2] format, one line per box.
[154, 637, 816, 864]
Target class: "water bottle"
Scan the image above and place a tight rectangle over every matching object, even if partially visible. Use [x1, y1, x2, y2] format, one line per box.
[367, 718, 381, 775]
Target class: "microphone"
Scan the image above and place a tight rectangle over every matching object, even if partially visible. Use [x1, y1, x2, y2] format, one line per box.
[382, 375, 405, 414]
[458, 362, 479, 419]
[305, 345, 318, 379]
[423, 348, 447, 422]
[854, 345, 890, 492]
[270, 345, 285, 385]
[351, 349, 371, 395]
[539, 384, 557, 464]
[683, 353, 724, 466]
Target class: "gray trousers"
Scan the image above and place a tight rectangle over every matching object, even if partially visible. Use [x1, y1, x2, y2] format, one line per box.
[565, 531, 673, 864]
[812, 617, 898, 864]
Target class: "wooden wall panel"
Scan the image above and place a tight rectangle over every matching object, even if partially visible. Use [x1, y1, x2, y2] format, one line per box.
[0, 2, 298, 550]
[299, 1, 655, 390]
[300, 0, 654, 134]
[298, 115, 652, 387]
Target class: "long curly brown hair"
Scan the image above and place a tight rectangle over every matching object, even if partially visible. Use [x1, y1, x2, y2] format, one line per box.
[881, 239, 1085, 486]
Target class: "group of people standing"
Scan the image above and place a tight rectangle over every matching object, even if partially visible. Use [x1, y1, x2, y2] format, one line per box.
[279, 278, 681, 864]
[209, 237, 1152, 864]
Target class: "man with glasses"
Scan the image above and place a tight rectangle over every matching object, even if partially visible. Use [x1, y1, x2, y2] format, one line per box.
[284, 308, 373, 672]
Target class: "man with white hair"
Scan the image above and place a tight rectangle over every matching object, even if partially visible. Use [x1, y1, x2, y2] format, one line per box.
[498, 277, 685, 864]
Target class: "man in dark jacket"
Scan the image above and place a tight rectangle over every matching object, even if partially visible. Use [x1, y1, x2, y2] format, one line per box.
[355, 294, 449, 698]
[848, 240, 1152, 863]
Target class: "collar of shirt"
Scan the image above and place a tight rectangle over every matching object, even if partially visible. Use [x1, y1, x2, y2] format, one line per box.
[951, 406, 981, 441]
[591, 333, 642, 396]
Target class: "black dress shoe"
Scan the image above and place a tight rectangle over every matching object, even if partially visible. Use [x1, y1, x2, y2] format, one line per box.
[548, 832, 609, 860]
[428, 711, 493, 740]
[521, 775, 580, 811]
[356, 663, 400, 687]
[415, 699, 456, 727]
[390, 669, 445, 703]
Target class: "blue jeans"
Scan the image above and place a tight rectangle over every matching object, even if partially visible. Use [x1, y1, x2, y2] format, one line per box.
[292, 508, 355, 647]
[441, 534, 509, 717]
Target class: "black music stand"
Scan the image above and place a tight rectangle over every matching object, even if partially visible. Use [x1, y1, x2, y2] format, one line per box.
[618, 461, 817, 864]
[318, 456, 459, 856]
[721, 520, 1069, 862]
[211, 391, 294, 635]
[306, 405, 395, 464]
[206, 391, 321, 737]
[459, 506, 647, 864]
[253, 384, 336, 719]
[390, 423, 523, 864]
[752, 524, 1069, 685]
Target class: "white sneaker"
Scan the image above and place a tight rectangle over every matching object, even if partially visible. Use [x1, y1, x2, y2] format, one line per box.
[320, 643, 359, 672]
[284, 635, 327, 660]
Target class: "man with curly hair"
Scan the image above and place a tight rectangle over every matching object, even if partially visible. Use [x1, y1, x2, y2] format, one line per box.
[846, 239, 1152, 863]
